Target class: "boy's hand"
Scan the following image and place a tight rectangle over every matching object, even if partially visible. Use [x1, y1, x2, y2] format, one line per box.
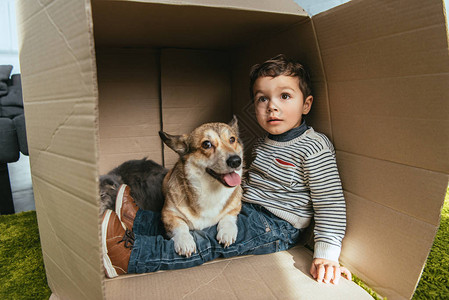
[310, 258, 352, 284]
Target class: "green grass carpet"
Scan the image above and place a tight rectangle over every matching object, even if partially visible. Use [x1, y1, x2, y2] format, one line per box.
[0, 187, 448, 299]
[0, 211, 51, 299]
[412, 186, 449, 299]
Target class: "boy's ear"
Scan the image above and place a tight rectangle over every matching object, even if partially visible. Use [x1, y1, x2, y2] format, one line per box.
[302, 96, 313, 115]
[228, 115, 239, 135]
[159, 131, 189, 156]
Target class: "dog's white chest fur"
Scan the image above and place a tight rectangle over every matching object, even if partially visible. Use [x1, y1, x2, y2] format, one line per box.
[185, 168, 236, 230]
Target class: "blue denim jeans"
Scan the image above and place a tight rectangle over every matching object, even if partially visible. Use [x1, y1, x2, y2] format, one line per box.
[128, 203, 301, 273]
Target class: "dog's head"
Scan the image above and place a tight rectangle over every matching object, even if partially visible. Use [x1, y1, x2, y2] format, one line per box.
[159, 116, 243, 187]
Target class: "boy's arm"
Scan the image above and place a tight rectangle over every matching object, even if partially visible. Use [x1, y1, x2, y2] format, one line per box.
[304, 145, 347, 281]
[305, 147, 346, 260]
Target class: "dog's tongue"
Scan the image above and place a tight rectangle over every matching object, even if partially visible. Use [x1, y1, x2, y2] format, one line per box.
[223, 172, 241, 187]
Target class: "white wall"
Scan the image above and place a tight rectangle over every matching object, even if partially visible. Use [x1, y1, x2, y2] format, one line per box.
[294, 0, 351, 16]
[0, 0, 20, 73]
[295, 0, 449, 21]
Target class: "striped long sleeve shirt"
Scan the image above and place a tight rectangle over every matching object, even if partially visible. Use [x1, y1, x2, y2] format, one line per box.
[242, 127, 346, 262]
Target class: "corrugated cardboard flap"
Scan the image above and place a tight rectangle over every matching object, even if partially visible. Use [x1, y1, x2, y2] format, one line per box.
[313, 0, 449, 298]
[15, 0, 103, 298]
[91, 0, 308, 49]
[104, 246, 372, 300]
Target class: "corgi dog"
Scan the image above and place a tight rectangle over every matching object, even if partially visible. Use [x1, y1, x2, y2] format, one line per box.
[159, 116, 243, 257]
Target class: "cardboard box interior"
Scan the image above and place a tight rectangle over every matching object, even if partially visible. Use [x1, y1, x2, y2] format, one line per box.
[15, 0, 449, 299]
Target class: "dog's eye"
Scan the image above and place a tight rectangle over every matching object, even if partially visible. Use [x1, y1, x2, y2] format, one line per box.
[229, 137, 236, 144]
[202, 141, 212, 149]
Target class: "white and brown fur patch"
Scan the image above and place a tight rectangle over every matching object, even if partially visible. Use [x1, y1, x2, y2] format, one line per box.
[159, 116, 243, 257]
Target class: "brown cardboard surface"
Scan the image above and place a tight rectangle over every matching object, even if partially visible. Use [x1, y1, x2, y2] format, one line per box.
[129, 0, 308, 15]
[96, 48, 162, 173]
[314, 0, 446, 51]
[34, 176, 101, 300]
[313, 0, 449, 297]
[104, 246, 372, 300]
[314, 0, 449, 173]
[32, 176, 99, 266]
[92, 0, 308, 49]
[337, 151, 448, 226]
[43, 252, 98, 300]
[15, 0, 104, 299]
[161, 49, 232, 167]
[329, 75, 449, 172]
[22, 101, 97, 163]
[341, 192, 438, 299]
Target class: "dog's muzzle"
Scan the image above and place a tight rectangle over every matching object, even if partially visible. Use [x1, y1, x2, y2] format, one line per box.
[206, 168, 241, 187]
[205, 155, 242, 187]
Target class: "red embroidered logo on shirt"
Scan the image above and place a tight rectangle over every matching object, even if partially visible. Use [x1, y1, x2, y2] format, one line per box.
[275, 158, 296, 168]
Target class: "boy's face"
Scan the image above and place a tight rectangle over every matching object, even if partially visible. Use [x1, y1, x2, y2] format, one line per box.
[253, 75, 313, 135]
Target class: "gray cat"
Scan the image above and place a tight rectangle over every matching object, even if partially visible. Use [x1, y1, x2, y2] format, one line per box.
[99, 158, 168, 215]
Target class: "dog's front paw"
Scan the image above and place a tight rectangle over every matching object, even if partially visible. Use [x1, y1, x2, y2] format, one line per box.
[173, 232, 197, 257]
[217, 222, 238, 248]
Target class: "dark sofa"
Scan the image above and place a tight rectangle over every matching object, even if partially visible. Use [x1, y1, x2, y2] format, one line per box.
[0, 65, 28, 214]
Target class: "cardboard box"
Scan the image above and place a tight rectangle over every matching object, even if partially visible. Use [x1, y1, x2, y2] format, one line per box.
[15, 0, 449, 299]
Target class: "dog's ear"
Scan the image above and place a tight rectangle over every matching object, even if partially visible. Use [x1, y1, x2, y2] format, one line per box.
[159, 131, 189, 156]
[228, 115, 239, 134]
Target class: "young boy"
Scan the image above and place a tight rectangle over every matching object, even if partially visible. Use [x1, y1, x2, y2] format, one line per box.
[102, 54, 351, 284]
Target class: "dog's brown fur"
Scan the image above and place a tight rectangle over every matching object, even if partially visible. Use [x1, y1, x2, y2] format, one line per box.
[159, 116, 243, 257]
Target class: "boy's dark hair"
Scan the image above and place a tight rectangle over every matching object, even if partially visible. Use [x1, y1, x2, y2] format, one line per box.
[249, 54, 312, 101]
